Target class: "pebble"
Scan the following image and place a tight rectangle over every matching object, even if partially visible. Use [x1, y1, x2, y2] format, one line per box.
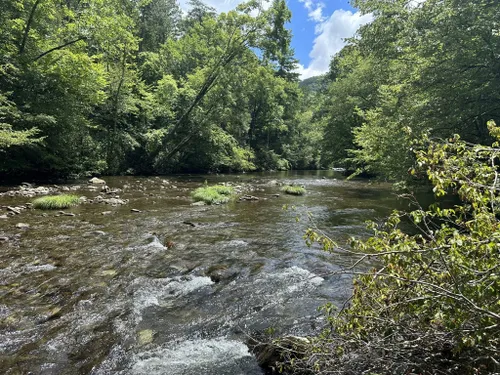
[15, 223, 30, 229]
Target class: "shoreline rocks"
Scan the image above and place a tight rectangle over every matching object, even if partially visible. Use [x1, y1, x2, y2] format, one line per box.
[248, 334, 310, 374]
[0, 185, 59, 198]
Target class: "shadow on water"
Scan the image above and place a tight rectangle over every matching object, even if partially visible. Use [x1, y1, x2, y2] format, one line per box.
[0, 171, 409, 374]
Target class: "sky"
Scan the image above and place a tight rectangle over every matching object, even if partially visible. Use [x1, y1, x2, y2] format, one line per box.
[177, 0, 373, 80]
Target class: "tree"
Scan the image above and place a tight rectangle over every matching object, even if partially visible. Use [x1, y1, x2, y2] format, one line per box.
[320, 0, 500, 181]
[138, 0, 181, 53]
[260, 0, 299, 81]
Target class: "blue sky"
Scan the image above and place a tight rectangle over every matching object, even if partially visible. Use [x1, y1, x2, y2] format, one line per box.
[177, 0, 372, 79]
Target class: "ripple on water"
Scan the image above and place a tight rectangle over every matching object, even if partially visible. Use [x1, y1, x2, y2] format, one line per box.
[253, 266, 324, 296]
[130, 338, 261, 375]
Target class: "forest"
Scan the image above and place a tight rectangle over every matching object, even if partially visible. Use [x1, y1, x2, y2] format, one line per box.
[0, 0, 321, 178]
[1, 0, 498, 182]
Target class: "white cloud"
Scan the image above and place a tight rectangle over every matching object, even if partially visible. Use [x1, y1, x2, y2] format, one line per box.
[298, 0, 326, 22]
[297, 9, 373, 79]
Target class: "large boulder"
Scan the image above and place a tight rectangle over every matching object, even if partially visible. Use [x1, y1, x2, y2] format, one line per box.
[89, 177, 106, 185]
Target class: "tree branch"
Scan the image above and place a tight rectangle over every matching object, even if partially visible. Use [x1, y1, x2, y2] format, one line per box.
[34, 37, 87, 61]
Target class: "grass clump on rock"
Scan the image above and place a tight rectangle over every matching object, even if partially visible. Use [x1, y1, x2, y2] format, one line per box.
[32, 194, 80, 210]
[281, 185, 306, 196]
[191, 185, 235, 205]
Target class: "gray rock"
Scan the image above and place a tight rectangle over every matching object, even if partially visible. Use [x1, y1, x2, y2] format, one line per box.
[7, 206, 21, 215]
[106, 198, 125, 205]
[15, 223, 30, 229]
[34, 186, 51, 194]
[239, 195, 259, 201]
[249, 335, 310, 371]
[89, 177, 106, 184]
[191, 201, 206, 206]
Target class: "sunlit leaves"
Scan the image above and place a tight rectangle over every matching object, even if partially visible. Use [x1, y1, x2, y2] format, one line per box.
[296, 129, 500, 373]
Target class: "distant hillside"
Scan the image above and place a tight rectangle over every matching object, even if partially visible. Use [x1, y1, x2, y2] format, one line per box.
[299, 75, 327, 93]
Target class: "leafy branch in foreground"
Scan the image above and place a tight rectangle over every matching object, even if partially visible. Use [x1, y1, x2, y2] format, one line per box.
[280, 122, 500, 374]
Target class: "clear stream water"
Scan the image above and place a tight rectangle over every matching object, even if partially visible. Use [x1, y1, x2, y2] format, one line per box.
[0, 171, 403, 375]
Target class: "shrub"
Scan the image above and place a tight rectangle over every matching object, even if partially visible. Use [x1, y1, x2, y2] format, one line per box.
[32, 194, 80, 209]
[191, 185, 235, 205]
[281, 185, 306, 196]
[279, 123, 500, 374]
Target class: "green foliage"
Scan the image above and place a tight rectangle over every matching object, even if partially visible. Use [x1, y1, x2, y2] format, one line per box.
[289, 128, 500, 374]
[320, 0, 500, 180]
[281, 185, 306, 196]
[299, 75, 326, 93]
[32, 194, 80, 210]
[191, 184, 235, 205]
[0, 0, 313, 177]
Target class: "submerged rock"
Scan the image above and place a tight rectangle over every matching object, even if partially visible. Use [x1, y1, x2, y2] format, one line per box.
[239, 195, 259, 201]
[93, 195, 128, 205]
[205, 264, 230, 283]
[84, 230, 107, 237]
[137, 329, 154, 345]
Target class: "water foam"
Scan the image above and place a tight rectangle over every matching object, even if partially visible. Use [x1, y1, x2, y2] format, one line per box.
[131, 338, 259, 375]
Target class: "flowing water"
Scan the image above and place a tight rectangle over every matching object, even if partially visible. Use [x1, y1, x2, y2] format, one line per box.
[0, 171, 403, 374]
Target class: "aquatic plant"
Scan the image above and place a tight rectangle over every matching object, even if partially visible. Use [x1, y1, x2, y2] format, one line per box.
[281, 185, 306, 196]
[191, 185, 235, 205]
[32, 194, 80, 209]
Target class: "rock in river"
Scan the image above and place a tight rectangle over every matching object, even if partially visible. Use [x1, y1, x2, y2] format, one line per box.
[89, 177, 106, 184]
[249, 335, 310, 373]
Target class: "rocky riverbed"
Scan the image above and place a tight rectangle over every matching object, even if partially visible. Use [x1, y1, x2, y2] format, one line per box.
[0, 171, 399, 374]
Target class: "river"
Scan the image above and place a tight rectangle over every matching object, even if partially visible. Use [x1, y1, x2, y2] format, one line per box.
[0, 171, 400, 374]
